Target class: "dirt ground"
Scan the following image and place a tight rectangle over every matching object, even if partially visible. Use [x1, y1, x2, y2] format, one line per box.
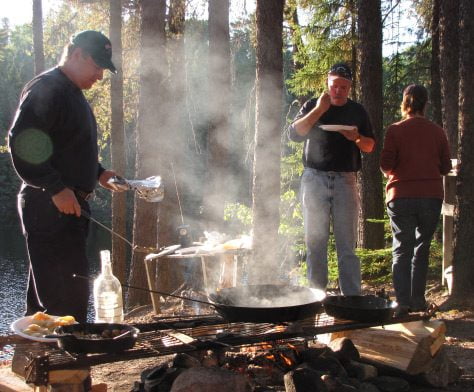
[90, 282, 474, 391]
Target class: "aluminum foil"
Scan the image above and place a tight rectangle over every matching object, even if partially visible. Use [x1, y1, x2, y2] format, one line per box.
[108, 175, 164, 202]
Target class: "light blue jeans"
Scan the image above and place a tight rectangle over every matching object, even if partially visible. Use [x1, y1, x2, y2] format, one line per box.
[301, 168, 361, 295]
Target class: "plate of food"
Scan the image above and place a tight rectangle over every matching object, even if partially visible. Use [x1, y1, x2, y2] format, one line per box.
[320, 124, 356, 132]
[11, 312, 76, 343]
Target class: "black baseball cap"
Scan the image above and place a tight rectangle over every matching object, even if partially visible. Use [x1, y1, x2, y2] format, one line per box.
[71, 30, 116, 73]
[328, 63, 352, 81]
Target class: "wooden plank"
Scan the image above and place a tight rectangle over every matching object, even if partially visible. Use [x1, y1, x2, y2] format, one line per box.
[48, 369, 90, 385]
[330, 320, 446, 375]
[0, 367, 33, 392]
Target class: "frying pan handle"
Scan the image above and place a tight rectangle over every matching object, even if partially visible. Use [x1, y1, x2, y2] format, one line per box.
[44, 333, 77, 342]
[73, 274, 216, 307]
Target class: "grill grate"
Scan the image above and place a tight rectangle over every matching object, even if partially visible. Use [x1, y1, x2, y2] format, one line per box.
[18, 311, 431, 385]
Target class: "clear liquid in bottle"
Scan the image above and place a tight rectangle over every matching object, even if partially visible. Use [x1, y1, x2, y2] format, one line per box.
[93, 250, 124, 323]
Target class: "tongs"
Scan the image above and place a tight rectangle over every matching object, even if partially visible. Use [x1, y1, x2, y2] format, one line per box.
[108, 175, 164, 202]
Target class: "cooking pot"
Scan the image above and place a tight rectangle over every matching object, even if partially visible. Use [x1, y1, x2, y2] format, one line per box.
[52, 323, 139, 354]
[208, 284, 326, 323]
[323, 295, 397, 323]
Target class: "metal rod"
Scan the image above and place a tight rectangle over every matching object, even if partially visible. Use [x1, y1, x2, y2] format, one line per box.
[171, 161, 185, 225]
[73, 274, 215, 307]
[81, 209, 135, 249]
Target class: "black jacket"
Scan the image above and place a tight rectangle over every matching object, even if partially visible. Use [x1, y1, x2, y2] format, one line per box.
[8, 67, 104, 195]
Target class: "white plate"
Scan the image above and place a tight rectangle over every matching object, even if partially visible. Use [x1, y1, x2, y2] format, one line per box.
[320, 124, 356, 132]
[10, 315, 60, 343]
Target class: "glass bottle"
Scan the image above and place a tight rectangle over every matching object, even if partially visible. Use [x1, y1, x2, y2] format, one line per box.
[93, 250, 124, 323]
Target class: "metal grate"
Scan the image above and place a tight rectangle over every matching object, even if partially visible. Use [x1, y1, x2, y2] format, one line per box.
[19, 311, 431, 385]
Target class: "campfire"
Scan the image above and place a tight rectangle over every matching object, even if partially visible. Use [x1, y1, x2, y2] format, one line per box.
[133, 330, 461, 392]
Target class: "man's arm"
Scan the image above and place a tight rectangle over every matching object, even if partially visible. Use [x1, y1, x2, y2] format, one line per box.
[338, 128, 375, 153]
[292, 92, 331, 137]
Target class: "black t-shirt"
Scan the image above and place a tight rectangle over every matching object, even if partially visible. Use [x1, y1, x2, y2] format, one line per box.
[289, 98, 375, 172]
[8, 67, 104, 195]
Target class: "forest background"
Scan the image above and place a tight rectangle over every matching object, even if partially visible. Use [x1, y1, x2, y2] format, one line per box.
[0, 0, 473, 313]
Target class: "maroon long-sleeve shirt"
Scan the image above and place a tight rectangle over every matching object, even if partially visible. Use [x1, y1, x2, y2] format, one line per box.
[380, 116, 452, 204]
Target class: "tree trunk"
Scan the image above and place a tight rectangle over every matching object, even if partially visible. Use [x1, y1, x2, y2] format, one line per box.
[156, 0, 186, 250]
[32, 0, 45, 75]
[439, 0, 460, 157]
[202, 0, 231, 231]
[128, 0, 167, 308]
[250, 0, 284, 283]
[109, 0, 128, 287]
[356, 0, 384, 249]
[451, 0, 474, 299]
[430, 0, 442, 126]
[349, 0, 358, 100]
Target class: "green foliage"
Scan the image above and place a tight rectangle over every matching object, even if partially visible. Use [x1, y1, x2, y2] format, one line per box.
[383, 41, 432, 128]
[224, 202, 252, 233]
[287, 0, 356, 97]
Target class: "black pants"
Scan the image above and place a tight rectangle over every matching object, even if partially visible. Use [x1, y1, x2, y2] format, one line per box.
[18, 186, 91, 322]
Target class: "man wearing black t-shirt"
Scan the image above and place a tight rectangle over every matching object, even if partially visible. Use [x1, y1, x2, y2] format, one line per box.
[8, 31, 124, 321]
[288, 63, 375, 295]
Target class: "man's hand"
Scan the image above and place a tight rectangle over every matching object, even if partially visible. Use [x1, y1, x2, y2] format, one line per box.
[99, 170, 125, 192]
[292, 92, 332, 136]
[339, 126, 359, 141]
[52, 188, 81, 217]
[316, 92, 331, 113]
[339, 128, 375, 153]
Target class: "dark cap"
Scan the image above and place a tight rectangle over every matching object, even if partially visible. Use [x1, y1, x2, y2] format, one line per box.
[328, 63, 352, 81]
[71, 30, 116, 73]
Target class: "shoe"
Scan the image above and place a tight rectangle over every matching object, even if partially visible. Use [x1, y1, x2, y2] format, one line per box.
[394, 305, 410, 318]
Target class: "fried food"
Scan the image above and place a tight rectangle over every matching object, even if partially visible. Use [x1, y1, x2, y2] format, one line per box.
[22, 313, 76, 337]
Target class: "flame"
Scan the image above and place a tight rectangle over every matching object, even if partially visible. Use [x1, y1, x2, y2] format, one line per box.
[265, 354, 275, 361]
[280, 353, 293, 367]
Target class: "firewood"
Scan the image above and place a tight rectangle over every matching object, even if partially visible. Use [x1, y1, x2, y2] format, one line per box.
[329, 320, 446, 375]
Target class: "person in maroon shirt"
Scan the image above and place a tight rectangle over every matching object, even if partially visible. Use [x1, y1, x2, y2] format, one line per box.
[380, 84, 452, 316]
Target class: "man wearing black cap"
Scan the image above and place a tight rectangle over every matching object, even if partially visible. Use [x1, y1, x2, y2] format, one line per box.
[288, 63, 375, 295]
[8, 30, 123, 322]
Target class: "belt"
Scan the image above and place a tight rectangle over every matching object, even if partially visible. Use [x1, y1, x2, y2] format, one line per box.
[74, 189, 94, 201]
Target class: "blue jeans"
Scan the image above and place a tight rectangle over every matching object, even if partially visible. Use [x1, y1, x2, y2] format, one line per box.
[300, 168, 361, 295]
[387, 198, 442, 309]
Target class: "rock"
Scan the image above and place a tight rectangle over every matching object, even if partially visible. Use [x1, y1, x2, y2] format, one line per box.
[345, 360, 378, 381]
[171, 353, 201, 369]
[321, 374, 357, 391]
[141, 365, 182, 392]
[415, 346, 463, 387]
[358, 381, 381, 392]
[284, 367, 328, 392]
[328, 337, 360, 365]
[170, 367, 251, 392]
[369, 376, 410, 392]
[300, 348, 347, 377]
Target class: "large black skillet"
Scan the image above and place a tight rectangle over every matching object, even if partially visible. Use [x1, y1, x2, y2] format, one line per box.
[207, 284, 327, 323]
[323, 295, 397, 323]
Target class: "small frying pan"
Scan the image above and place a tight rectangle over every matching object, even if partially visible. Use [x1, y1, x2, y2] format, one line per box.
[323, 295, 397, 323]
[52, 323, 139, 354]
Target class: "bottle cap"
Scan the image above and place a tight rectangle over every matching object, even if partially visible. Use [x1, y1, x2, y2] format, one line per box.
[100, 249, 111, 263]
